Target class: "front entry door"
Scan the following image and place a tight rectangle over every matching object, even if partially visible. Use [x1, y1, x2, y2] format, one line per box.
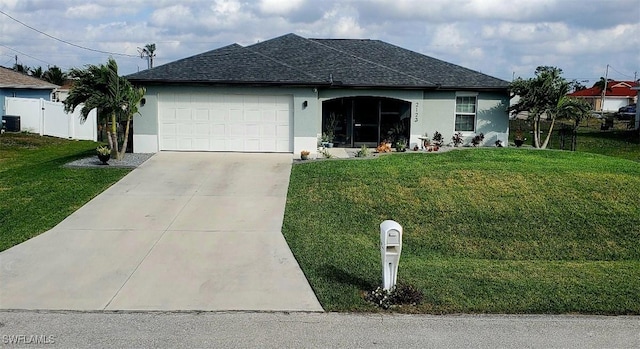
[353, 99, 379, 146]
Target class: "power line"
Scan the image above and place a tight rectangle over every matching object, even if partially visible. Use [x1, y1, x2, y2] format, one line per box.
[0, 9, 138, 58]
[607, 65, 636, 80]
[0, 44, 59, 68]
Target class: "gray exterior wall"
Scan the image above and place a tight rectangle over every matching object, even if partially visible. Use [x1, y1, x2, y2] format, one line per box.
[420, 91, 509, 146]
[133, 84, 508, 153]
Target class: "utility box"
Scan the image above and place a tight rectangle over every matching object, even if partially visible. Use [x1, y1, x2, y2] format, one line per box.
[380, 220, 403, 290]
[2, 115, 20, 132]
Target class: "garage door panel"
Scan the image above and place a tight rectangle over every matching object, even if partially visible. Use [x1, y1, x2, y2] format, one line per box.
[192, 138, 210, 150]
[211, 109, 227, 122]
[194, 123, 211, 135]
[276, 124, 289, 137]
[211, 124, 226, 137]
[227, 138, 243, 150]
[276, 140, 290, 152]
[229, 109, 243, 122]
[194, 109, 209, 121]
[246, 124, 260, 137]
[262, 124, 276, 137]
[229, 124, 245, 137]
[276, 110, 289, 123]
[261, 110, 276, 122]
[177, 123, 194, 136]
[160, 92, 291, 152]
[245, 139, 261, 151]
[245, 109, 260, 122]
[176, 109, 192, 121]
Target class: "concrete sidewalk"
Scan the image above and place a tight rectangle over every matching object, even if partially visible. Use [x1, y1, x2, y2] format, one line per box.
[0, 152, 322, 312]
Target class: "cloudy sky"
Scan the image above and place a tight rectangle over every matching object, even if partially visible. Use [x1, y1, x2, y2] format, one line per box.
[1, 0, 638, 85]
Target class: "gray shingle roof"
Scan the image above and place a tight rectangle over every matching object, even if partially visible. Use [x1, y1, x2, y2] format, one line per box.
[127, 33, 508, 90]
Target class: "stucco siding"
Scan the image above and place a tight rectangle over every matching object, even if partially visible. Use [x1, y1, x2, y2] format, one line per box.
[421, 91, 456, 146]
[477, 92, 510, 146]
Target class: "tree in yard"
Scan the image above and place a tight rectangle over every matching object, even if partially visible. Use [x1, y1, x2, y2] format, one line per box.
[63, 58, 145, 160]
[556, 97, 592, 151]
[509, 66, 574, 149]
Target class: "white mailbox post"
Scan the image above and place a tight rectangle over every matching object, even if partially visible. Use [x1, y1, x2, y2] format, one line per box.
[380, 220, 402, 290]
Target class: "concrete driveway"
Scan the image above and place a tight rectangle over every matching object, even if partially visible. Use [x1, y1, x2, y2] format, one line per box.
[0, 152, 322, 312]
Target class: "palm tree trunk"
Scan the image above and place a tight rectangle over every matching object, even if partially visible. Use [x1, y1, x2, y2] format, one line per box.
[110, 112, 120, 159]
[533, 116, 540, 148]
[540, 117, 556, 149]
[119, 115, 132, 159]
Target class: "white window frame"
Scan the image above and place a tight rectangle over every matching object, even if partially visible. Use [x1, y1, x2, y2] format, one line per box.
[454, 92, 478, 133]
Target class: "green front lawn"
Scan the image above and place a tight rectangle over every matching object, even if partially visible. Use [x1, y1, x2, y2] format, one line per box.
[510, 118, 640, 162]
[282, 149, 640, 314]
[0, 133, 130, 251]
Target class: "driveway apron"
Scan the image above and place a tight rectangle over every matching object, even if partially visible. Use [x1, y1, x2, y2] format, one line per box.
[0, 152, 323, 311]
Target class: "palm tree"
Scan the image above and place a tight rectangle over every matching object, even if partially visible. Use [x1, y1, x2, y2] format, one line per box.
[139, 43, 156, 69]
[63, 58, 145, 160]
[43, 66, 67, 85]
[509, 66, 570, 148]
[557, 97, 592, 151]
[30, 66, 44, 79]
[13, 63, 29, 74]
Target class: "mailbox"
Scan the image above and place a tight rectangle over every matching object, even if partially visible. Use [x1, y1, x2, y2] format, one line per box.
[380, 220, 402, 290]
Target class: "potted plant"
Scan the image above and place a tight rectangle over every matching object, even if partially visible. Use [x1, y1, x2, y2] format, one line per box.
[471, 133, 485, 147]
[514, 129, 525, 147]
[323, 113, 338, 148]
[300, 150, 310, 160]
[395, 137, 407, 152]
[432, 131, 444, 147]
[96, 145, 111, 164]
[451, 132, 464, 147]
[321, 132, 334, 148]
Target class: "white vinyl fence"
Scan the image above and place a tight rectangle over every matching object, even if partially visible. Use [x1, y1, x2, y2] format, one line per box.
[4, 97, 97, 141]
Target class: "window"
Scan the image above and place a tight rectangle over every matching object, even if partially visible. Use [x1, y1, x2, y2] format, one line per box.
[455, 95, 477, 132]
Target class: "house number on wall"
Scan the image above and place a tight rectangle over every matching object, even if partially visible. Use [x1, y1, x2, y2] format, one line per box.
[414, 102, 419, 122]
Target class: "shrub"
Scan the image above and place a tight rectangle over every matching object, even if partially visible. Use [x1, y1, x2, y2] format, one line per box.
[471, 133, 485, 147]
[451, 132, 464, 147]
[365, 282, 424, 309]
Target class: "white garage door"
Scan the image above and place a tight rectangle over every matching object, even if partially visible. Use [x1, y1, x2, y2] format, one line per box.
[159, 92, 292, 152]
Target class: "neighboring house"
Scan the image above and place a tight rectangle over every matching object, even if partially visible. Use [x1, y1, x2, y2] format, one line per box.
[126, 33, 510, 155]
[52, 80, 74, 102]
[0, 66, 59, 116]
[568, 80, 639, 113]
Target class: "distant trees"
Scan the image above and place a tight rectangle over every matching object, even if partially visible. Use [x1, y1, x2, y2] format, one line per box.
[11, 64, 67, 85]
[42, 66, 67, 85]
[138, 43, 156, 69]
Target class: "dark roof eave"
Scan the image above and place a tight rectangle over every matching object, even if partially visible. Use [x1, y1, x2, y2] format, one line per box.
[126, 79, 508, 92]
[0, 85, 58, 89]
[126, 79, 331, 88]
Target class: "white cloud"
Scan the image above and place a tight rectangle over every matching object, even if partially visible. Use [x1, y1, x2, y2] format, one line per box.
[150, 5, 193, 27]
[0, 0, 636, 82]
[258, 0, 305, 16]
[65, 4, 110, 19]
